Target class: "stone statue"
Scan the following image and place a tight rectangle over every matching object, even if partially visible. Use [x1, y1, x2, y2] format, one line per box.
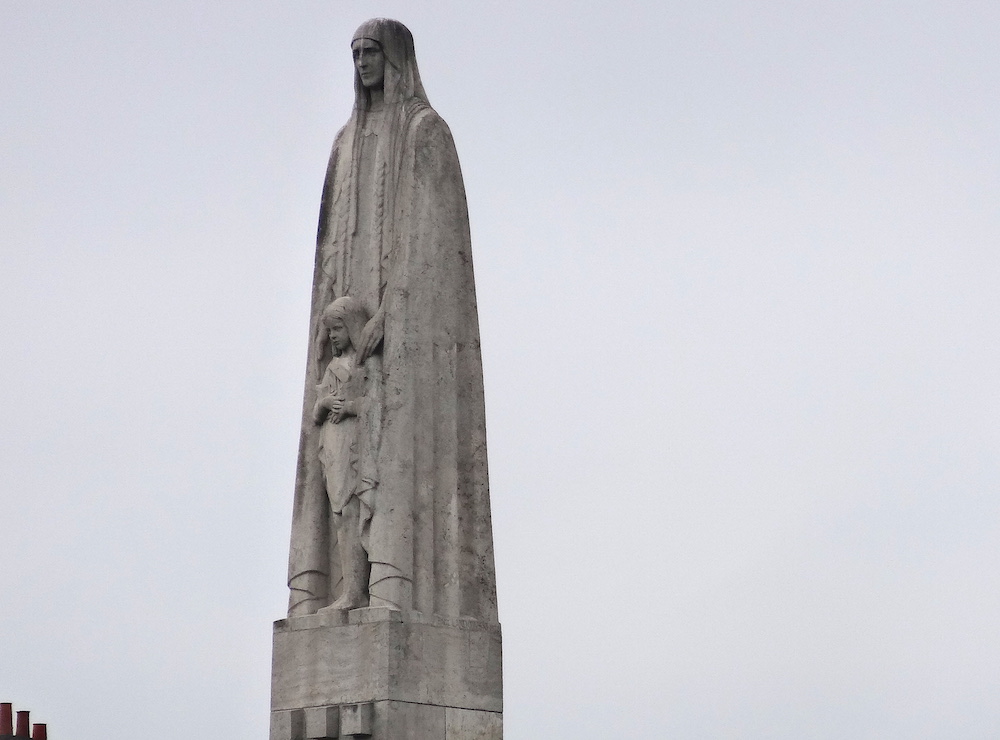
[272, 20, 502, 738]
[311, 296, 373, 612]
[285, 18, 498, 624]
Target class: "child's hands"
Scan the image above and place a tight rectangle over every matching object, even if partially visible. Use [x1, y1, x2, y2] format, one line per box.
[330, 397, 359, 424]
[313, 394, 345, 424]
[325, 395, 345, 414]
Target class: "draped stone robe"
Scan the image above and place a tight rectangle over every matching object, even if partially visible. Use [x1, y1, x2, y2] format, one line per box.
[286, 97, 498, 625]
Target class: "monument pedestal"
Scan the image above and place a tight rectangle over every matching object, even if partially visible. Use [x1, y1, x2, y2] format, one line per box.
[270, 607, 502, 739]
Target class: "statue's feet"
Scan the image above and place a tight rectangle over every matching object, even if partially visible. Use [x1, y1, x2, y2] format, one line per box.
[318, 592, 368, 613]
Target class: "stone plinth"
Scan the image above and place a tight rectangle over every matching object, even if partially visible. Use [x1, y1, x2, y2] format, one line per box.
[270, 607, 502, 739]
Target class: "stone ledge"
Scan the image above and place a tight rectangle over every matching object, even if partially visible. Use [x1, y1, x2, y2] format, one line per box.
[271, 614, 502, 713]
[275, 607, 501, 635]
[270, 702, 501, 740]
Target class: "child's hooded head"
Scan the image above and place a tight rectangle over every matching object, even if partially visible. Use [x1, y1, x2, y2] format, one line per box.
[321, 296, 369, 356]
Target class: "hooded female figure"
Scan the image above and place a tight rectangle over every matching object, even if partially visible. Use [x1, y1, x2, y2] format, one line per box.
[286, 19, 498, 624]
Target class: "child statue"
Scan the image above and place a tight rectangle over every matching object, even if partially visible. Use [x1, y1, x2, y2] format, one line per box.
[311, 296, 373, 611]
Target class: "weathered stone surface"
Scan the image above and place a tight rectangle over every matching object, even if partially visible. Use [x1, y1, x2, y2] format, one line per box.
[340, 703, 373, 736]
[304, 705, 339, 739]
[285, 17, 498, 625]
[271, 608, 502, 713]
[271, 18, 503, 739]
[270, 708, 305, 740]
[369, 701, 445, 738]
[270, 699, 503, 739]
[446, 707, 503, 740]
[270, 702, 503, 740]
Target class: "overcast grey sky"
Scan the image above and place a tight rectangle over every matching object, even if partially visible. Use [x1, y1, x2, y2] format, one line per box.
[2, 2, 998, 738]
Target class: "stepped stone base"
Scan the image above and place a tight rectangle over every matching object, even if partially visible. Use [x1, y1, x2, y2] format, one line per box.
[270, 607, 502, 740]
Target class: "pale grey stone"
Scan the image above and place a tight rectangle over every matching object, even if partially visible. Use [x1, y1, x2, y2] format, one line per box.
[304, 705, 339, 739]
[270, 709, 305, 740]
[270, 18, 503, 739]
[284, 16, 498, 625]
[345, 606, 403, 625]
[270, 612, 502, 713]
[276, 608, 349, 633]
[446, 707, 502, 740]
[369, 701, 445, 739]
[340, 703, 373, 736]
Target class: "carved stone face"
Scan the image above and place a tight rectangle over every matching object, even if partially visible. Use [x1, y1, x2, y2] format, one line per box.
[326, 318, 352, 355]
[351, 38, 385, 90]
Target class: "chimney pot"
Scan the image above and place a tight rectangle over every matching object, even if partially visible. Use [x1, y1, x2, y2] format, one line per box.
[0, 703, 12, 735]
[14, 710, 29, 738]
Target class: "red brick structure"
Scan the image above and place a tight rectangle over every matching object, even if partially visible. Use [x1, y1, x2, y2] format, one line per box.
[0, 703, 48, 739]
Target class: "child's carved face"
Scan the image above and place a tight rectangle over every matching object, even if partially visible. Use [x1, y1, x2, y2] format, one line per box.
[326, 318, 351, 354]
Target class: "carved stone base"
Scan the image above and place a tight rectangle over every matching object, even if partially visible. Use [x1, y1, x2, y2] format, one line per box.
[269, 607, 502, 740]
